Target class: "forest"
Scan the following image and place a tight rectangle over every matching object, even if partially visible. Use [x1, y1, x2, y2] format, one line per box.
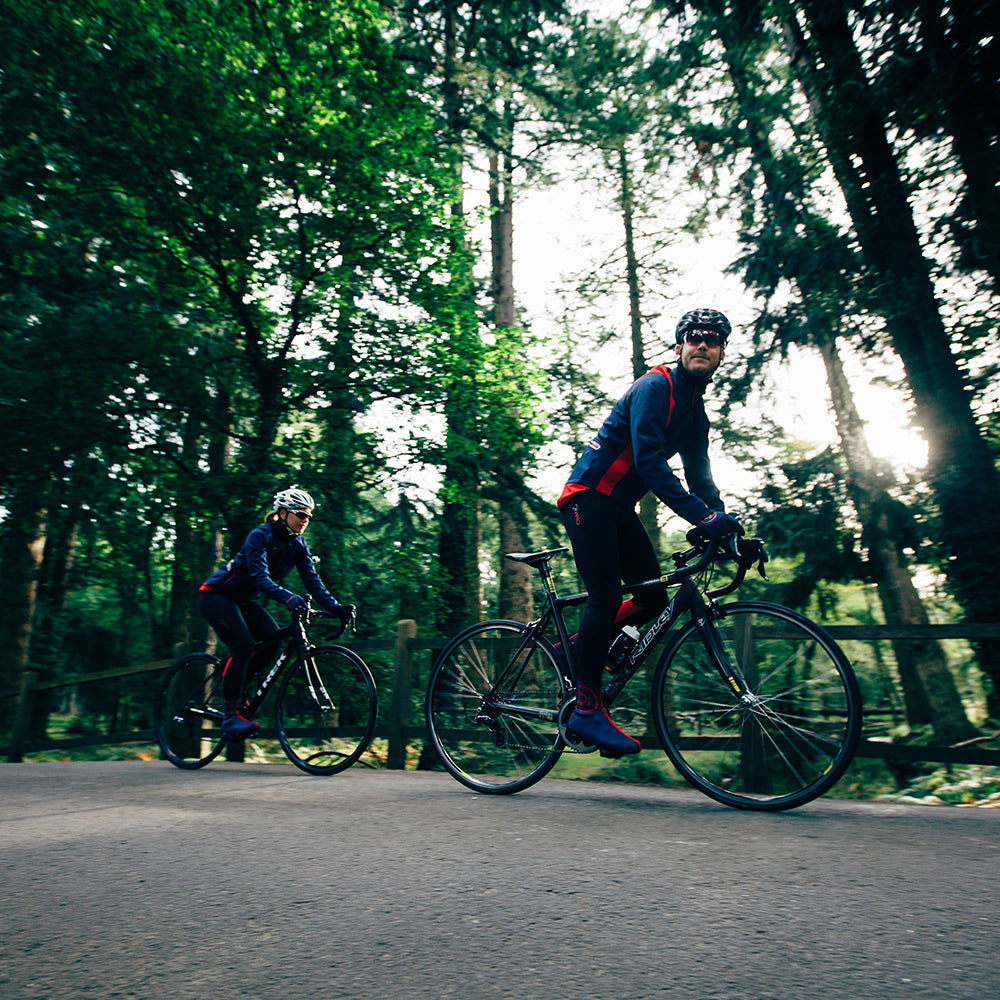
[1, 0, 998, 796]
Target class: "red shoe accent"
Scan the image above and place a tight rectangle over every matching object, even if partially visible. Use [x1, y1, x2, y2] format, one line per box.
[222, 712, 259, 740]
[566, 705, 641, 757]
[575, 685, 599, 712]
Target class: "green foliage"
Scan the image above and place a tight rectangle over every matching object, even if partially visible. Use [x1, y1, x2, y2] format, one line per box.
[2, 0, 999, 767]
[751, 445, 865, 610]
[0, 0, 468, 692]
[876, 766, 1000, 807]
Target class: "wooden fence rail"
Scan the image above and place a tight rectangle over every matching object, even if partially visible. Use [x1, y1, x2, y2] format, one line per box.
[4, 621, 1000, 768]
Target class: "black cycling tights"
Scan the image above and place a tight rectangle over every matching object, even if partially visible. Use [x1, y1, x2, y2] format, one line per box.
[559, 490, 668, 688]
[198, 592, 280, 702]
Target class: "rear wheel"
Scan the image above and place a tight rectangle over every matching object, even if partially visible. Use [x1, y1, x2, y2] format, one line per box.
[425, 620, 568, 794]
[651, 601, 862, 811]
[154, 653, 226, 769]
[275, 645, 378, 775]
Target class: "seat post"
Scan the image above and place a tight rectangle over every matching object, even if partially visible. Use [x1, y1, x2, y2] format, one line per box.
[537, 558, 558, 599]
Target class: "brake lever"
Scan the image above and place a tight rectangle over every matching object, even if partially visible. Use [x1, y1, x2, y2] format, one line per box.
[753, 539, 770, 581]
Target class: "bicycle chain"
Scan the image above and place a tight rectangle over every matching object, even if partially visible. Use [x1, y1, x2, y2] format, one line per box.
[491, 689, 565, 702]
[484, 690, 597, 754]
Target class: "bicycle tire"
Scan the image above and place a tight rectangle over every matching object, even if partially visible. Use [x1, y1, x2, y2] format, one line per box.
[651, 601, 862, 811]
[154, 653, 227, 769]
[425, 620, 568, 794]
[275, 645, 378, 775]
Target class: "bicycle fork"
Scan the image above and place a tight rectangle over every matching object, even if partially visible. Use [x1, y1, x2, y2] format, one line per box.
[688, 593, 753, 700]
[603, 579, 750, 705]
[301, 649, 336, 712]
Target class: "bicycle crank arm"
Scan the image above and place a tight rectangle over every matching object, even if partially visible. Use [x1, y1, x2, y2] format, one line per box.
[174, 705, 224, 724]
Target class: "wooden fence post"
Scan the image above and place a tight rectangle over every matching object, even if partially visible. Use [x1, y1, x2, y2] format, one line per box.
[386, 620, 416, 770]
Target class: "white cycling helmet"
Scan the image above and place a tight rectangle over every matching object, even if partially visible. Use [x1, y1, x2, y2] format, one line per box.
[273, 487, 315, 512]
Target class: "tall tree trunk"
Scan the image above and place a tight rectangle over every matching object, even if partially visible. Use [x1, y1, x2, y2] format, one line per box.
[439, 477, 482, 634]
[32, 511, 79, 742]
[317, 258, 366, 595]
[784, 1, 1000, 717]
[199, 386, 233, 656]
[820, 336, 978, 743]
[497, 474, 533, 623]
[0, 490, 47, 732]
[617, 143, 663, 556]
[436, 0, 483, 634]
[709, 0, 978, 738]
[489, 97, 533, 622]
[168, 412, 206, 657]
[489, 122, 517, 330]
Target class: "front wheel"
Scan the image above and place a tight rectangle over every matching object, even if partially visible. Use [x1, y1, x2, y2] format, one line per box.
[154, 653, 227, 769]
[275, 645, 378, 775]
[651, 601, 862, 811]
[426, 621, 568, 794]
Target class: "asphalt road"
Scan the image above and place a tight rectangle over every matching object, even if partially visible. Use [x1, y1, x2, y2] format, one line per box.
[1, 762, 997, 1000]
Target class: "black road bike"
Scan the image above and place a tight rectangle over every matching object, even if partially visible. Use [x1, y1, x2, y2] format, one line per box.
[155, 605, 377, 775]
[425, 538, 862, 811]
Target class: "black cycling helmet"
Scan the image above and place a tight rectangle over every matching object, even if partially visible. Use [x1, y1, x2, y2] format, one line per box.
[675, 308, 732, 345]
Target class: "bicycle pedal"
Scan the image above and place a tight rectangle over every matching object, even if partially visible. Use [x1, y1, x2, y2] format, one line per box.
[220, 729, 257, 744]
[599, 749, 625, 760]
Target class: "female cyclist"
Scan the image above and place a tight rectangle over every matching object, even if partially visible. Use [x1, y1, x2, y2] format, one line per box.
[198, 487, 352, 740]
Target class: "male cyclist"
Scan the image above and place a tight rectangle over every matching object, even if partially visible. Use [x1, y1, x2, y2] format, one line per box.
[198, 487, 352, 740]
[557, 308, 744, 757]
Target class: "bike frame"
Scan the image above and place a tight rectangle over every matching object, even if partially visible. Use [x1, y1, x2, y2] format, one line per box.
[242, 620, 301, 716]
[601, 576, 731, 707]
[428, 536, 858, 808]
[493, 541, 748, 725]
[244, 610, 343, 717]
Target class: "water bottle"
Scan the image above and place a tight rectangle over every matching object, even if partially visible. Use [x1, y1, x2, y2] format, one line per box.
[606, 625, 640, 672]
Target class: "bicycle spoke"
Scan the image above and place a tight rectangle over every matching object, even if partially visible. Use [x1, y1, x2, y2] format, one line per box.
[275, 646, 377, 776]
[426, 621, 566, 794]
[154, 654, 226, 769]
[653, 602, 861, 811]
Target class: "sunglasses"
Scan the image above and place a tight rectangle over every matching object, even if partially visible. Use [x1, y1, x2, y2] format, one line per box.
[289, 510, 313, 521]
[683, 330, 724, 347]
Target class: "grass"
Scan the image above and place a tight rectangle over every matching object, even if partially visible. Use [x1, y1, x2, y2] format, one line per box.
[14, 715, 1000, 807]
[872, 765, 1000, 807]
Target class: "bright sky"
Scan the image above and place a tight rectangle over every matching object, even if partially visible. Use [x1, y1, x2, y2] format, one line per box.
[509, 171, 929, 507]
[364, 14, 932, 517]
[503, 0, 933, 503]
[361, 165, 930, 516]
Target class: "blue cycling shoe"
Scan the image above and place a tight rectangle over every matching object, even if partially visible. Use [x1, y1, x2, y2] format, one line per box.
[567, 705, 641, 759]
[221, 702, 259, 741]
